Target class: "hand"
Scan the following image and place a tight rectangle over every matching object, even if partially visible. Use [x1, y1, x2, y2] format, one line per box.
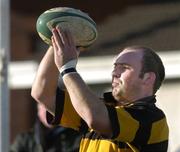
[51, 26, 79, 70]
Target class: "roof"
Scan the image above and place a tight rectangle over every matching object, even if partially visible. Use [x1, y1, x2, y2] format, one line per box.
[82, 2, 180, 56]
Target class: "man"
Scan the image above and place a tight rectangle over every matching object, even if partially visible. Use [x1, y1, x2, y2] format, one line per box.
[31, 27, 169, 151]
[10, 103, 81, 152]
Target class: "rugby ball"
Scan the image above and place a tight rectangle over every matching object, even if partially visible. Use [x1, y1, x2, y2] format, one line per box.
[36, 7, 98, 47]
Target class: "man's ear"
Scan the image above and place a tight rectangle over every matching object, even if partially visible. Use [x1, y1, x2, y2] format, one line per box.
[143, 72, 156, 85]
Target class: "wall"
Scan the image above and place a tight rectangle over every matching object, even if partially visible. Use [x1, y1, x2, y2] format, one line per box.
[156, 80, 180, 152]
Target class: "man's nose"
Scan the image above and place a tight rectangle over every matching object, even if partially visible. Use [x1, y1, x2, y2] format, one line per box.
[112, 69, 120, 78]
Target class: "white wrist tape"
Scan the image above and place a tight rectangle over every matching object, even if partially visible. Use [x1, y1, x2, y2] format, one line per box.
[59, 59, 77, 73]
[59, 59, 78, 77]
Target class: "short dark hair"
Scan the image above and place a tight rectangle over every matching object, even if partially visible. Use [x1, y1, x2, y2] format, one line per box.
[124, 46, 165, 93]
[139, 47, 165, 93]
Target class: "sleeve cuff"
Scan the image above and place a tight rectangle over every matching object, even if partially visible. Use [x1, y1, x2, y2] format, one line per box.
[46, 87, 65, 125]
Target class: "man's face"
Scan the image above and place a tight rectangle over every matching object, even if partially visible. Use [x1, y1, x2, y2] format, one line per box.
[112, 49, 144, 103]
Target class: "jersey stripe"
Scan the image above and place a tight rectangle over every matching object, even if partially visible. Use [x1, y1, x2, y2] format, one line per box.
[106, 105, 120, 139]
[148, 118, 169, 144]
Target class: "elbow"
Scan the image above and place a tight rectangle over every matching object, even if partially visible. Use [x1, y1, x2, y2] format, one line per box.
[87, 120, 97, 130]
[86, 114, 104, 132]
[85, 112, 112, 137]
[84, 112, 98, 129]
[31, 88, 39, 103]
[86, 119, 94, 130]
[31, 87, 43, 104]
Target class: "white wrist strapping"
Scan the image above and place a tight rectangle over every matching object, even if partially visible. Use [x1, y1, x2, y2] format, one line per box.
[59, 59, 78, 77]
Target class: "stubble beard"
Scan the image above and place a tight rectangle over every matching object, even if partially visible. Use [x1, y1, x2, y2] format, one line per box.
[112, 85, 125, 102]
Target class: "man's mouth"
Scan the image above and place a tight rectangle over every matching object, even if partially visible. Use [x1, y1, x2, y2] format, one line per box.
[112, 82, 119, 88]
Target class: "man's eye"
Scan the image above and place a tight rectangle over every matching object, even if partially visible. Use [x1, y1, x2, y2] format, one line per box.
[122, 65, 129, 69]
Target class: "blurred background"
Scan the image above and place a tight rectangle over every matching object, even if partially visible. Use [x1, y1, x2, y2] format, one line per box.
[1, 0, 180, 151]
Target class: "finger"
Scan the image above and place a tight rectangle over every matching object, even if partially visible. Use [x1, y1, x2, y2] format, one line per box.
[52, 28, 64, 49]
[65, 29, 78, 56]
[52, 36, 60, 58]
[65, 30, 80, 57]
[51, 36, 58, 52]
[56, 25, 68, 46]
[65, 29, 76, 47]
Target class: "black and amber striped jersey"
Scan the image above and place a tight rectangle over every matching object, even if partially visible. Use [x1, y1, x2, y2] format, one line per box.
[47, 88, 169, 152]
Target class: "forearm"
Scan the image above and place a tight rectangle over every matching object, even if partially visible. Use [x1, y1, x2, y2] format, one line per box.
[63, 73, 112, 135]
[31, 47, 59, 113]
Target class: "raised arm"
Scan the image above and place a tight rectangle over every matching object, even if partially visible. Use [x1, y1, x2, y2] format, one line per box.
[51, 27, 112, 137]
[31, 46, 59, 114]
